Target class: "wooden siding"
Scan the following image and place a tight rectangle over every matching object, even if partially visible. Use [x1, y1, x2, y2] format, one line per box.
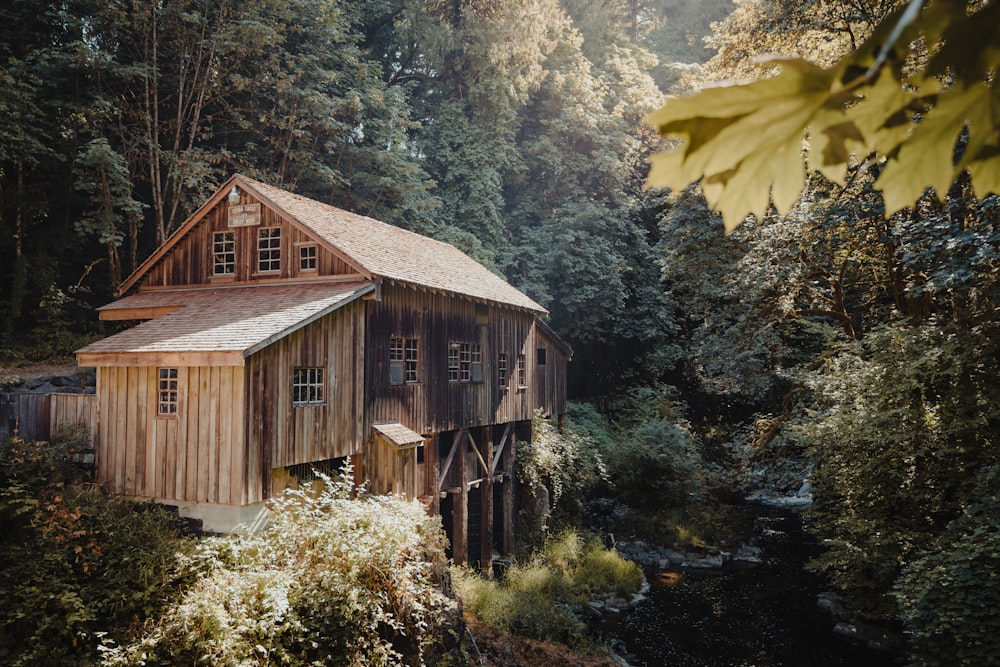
[140, 194, 357, 289]
[365, 434, 420, 499]
[95, 366, 245, 505]
[0, 393, 50, 441]
[365, 284, 567, 435]
[244, 299, 366, 503]
[49, 394, 98, 446]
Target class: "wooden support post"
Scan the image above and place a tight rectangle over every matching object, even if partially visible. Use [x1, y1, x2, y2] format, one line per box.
[481, 426, 494, 575]
[426, 435, 440, 515]
[503, 427, 515, 557]
[453, 433, 468, 566]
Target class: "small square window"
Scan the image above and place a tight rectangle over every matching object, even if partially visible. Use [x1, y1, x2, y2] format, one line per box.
[257, 227, 281, 272]
[213, 232, 235, 275]
[292, 367, 324, 406]
[158, 367, 178, 415]
[299, 245, 317, 271]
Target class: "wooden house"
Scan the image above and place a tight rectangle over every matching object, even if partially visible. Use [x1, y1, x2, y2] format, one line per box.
[76, 174, 570, 567]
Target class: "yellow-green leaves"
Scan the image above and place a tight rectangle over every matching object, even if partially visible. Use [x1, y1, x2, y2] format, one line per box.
[646, 58, 855, 231]
[645, 0, 1000, 231]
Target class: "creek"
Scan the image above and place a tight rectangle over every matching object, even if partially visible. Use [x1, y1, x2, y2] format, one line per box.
[596, 506, 902, 667]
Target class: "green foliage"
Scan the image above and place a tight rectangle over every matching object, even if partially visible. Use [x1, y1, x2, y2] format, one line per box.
[455, 528, 641, 643]
[646, 0, 1000, 229]
[0, 437, 194, 666]
[799, 319, 1000, 619]
[104, 467, 455, 667]
[517, 409, 608, 523]
[895, 486, 1000, 667]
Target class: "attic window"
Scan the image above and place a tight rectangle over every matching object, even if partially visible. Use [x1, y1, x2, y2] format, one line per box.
[299, 244, 317, 272]
[213, 231, 235, 275]
[257, 227, 281, 272]
[157, 368, 178, 415]
[449, 342, 482, 383]
[292, 367, 324, 406]
[537, 348, 547, 366]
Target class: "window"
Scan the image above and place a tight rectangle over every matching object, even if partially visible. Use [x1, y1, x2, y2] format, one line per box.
[498, 352, 508, 388]
[299, 244, 317, 271]
[257, 227, 281, 272]
[517, 354, 527, 388]
[448, 342, 482, 383]
[157, 367, 178, 415]
[292, 367, 324, 406]
[389, 337, 419, 384]
[213, 231, 235, 275]
[537, 348, 547, 366]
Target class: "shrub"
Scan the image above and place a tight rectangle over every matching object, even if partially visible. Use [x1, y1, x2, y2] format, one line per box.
[456, 529, 642, 644]
[896, 489, 1000, 667]
[103, 466, 456, 667]
[0, 437, 194, 666]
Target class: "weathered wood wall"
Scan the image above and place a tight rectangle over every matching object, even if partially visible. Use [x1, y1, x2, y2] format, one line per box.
[365, 283, 567, 435]
[49, 393, 98, 445]
[96, 366, 245, 505]
[141, 193, 357, 289]
[0, 393, 96, 444]
[0, 393, 51, 441]
[244, 299, 366, 503]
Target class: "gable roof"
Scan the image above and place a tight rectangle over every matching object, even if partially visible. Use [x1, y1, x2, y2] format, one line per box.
[76, 282, 372, 366]
[118, 174, 545, 314]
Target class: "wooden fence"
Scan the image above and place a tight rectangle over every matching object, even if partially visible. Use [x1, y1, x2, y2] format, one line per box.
[0, 393, 97, 445]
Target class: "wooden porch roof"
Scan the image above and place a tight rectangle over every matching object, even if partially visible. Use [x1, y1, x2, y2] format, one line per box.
[76, 282, 372, 367]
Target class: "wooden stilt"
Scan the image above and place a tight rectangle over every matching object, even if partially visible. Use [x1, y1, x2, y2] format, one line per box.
[503, 428, 515, 557]
[453, 431, 468, 565]
[481, 426, 494, 575]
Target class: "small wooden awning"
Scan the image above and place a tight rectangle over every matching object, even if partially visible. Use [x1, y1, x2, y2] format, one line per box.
[372, 423, 424, 450]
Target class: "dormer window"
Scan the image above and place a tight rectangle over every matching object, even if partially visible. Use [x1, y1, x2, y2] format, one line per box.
[257, 227, 281, 272]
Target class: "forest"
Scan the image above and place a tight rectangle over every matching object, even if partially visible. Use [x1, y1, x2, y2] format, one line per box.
[1, 0, 999, 665]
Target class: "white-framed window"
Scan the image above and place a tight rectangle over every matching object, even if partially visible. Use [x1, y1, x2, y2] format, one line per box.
[213, 231, 235, 275]
[389, 337, 419, 384]
[449, 342, 482, 383]
[517, 353, 527, 389]
[299, 244, 317, 271]
[292, 367, 324, 406]
[498, 352, 508, 388]
[257, 227, 281, 272]
[157, 367, 178, 415]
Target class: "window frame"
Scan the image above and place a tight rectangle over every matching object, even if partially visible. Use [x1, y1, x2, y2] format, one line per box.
[292, 367, 325, 407]
[299, 244, 318, 272]
[516, 353, 527, 389]
[157, 367, 179, 416]
[498, 351, 508, 388]
[212, 231, 236, 276]
[448, 341, 482, 384]
[389, 337, 420, 385]
[257, 227, 281, 273]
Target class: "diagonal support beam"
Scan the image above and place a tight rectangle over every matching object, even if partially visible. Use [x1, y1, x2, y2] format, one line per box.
[492, 423, 513, 472]
[438, 428, 467, 491]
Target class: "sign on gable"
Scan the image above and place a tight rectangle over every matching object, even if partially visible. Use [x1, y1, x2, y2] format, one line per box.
[228, 203, 261, 228]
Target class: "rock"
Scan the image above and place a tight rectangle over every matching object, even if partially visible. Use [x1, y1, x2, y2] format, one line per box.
[84, 386, 96, 395]
[817, 592, 848, 621]
[629, 593, 647, 607]
[702, 554, 724, 568]
[25, 377, 47, 390]
[30, 381, 56, 394]
[585, 600, 605, 618]
[50, 375, 80, 388]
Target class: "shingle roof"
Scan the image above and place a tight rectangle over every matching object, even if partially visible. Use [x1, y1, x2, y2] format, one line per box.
[77, 282, 371, 358]
[239, 176, 545, 313]
[372, 423, 425, 449]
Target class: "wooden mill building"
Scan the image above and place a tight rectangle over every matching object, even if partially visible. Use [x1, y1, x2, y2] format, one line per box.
[76, 174, 570, 567]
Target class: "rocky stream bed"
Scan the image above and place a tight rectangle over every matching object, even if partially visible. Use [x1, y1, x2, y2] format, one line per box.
[589, 503, 905, 667]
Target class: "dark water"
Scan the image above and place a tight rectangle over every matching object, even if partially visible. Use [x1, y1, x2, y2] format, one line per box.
[599, 508, 901, 667]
